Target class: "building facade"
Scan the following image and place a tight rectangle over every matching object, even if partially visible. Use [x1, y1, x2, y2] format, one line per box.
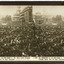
[20, 6, 33, 24]
[33, 13, 44, 28]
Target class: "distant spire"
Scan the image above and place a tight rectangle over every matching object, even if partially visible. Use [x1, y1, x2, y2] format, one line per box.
[17, 6, 21, 14]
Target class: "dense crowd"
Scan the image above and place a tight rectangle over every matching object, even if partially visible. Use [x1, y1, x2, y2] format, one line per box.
[0, 22, 64, 56]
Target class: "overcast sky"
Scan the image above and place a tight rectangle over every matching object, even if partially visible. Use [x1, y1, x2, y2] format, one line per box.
[0, 5, 64, 17]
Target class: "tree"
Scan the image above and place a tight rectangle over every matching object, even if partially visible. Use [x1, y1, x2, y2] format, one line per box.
[55, 15, 62, 21]
[52, 15, 62, 25]
[1, 15, 12, 26]
[5, 15, 12, 22]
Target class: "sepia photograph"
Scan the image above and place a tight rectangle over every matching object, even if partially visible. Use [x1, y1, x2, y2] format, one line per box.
[0, 5, 64, 58]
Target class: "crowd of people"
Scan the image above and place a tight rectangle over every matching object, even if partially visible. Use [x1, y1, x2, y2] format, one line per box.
[0, 22, 64, 56]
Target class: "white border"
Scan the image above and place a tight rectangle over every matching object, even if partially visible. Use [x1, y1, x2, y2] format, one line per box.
[0, 57, 64, 61]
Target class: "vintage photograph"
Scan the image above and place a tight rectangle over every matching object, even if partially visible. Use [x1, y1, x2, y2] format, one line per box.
[0, 5, 64, 56]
